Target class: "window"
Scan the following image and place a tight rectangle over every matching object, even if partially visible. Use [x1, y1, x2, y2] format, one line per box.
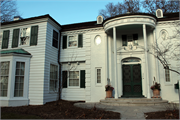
[0, 62, 10, 97]
[62, 70, 85, 88]
[20, 28, 30, 45]
[69, 71, 79, 86]
[165, 66, 170, 82]
[122, 34, 138, 46]
[52, 30, 58, 48]
[68, 35, 77, 47]
[2, 30, 10, 49]
[50, 64, 58, 91]
[97, 69, 101, 83]
[14, 62, 25, 97]
[122, 35, 127, 46]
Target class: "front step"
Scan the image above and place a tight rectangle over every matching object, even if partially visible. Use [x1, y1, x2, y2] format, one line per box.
[100, 98, 169, 106]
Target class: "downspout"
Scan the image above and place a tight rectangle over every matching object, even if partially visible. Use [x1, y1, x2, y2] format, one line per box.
[58, 29, 62, 100]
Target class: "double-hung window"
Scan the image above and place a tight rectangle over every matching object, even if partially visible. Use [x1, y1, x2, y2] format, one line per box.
[50, 64, 58, 91]
[68, 35, 77, 47]
[14, 62, 25, 97]
[69, 71, 79, 86]
[20, 28, 30, 45]
[0, 62, 10, 97]
[52, 30, 58, 48]
[165, 66, 170, 82]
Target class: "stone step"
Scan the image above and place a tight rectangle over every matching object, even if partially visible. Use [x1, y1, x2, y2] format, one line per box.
[100, 98, 169, 106]
[104, 98, 163, 102]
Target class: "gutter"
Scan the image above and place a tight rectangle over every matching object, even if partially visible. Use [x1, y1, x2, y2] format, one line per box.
[58, 29, 62, 100]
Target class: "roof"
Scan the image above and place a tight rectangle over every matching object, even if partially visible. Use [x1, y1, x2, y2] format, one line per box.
[0, 49, 31, 55]
[103, 13, 158, 23]
[158, 12, 179, 21]
[61, 21, 103, 32]
[1, 14, 61, 27]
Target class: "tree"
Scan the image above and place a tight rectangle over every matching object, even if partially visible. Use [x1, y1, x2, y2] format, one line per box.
[142, 0, 179, 14]
[147, 21, 180, 75]
[0, 0, 19, 23]
[123, 0, 140, 13]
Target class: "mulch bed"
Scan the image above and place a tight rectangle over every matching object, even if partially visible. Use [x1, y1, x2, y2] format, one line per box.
[1, 100, 120, 119]
[145, 110, 179, 119]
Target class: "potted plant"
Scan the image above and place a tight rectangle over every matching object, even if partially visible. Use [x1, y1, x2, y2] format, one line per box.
[105, 85, 114, 98]
[151, 82, 161, 98]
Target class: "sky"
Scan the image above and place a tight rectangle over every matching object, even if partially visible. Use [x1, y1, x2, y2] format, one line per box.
[16, 0, 121, 25]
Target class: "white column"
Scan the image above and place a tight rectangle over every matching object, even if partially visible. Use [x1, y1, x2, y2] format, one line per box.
[153, 28, 160, 83]
[113, 27, 118, 99]
[143, 24, 151, 98]
[105, 34, 108, 85]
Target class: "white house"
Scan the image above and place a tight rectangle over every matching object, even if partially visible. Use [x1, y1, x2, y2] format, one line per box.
[0, 10, 179, 107]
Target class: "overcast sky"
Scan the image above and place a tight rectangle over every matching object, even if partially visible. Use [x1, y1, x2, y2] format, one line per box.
[17, 0, 122, 25]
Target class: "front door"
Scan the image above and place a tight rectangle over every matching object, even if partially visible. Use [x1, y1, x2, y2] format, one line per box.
[122, 64, 143, 97]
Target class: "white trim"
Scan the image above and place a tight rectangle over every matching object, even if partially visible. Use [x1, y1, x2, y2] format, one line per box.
[95, 67, 102, 87]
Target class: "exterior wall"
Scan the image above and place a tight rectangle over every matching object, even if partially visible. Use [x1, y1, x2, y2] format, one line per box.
[156, 20, 180, 103]
[43, 20, 61, 104]
[0, 19, 48, 105]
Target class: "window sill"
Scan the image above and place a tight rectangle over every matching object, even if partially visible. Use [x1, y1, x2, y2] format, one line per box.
[95, 83, 102, 87]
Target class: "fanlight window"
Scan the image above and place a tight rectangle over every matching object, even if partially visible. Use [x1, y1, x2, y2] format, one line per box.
[122, 58, 141, 63]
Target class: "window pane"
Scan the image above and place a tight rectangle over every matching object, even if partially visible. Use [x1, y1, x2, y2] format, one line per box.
[16, 62, 20, 68]
[19, 90, 23, 96]
[50, 80, 54, 91]
[14, 90, 18, 97]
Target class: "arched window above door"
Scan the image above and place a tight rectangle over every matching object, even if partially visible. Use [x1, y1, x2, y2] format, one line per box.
[122, 58, 141, 63]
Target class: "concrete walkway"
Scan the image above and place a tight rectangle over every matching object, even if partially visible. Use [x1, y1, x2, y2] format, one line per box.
[74, 102, 169, 119]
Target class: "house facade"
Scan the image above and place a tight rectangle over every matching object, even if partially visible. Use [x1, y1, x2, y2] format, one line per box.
[0, 11, 179, 107]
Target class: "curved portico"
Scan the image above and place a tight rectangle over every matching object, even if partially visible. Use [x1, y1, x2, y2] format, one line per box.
[103, 13, 157, 99]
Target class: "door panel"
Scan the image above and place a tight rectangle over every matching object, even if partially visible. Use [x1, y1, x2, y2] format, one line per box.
[122, 64, 142, 97]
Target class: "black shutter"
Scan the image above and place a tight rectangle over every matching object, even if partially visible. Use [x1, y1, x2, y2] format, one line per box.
[122, 35, 127, 46]
[78, 34, 83, 47]
[62, 71, 67, 88]
[80, 70, 85, 88]
[2, 30, 10, 49]
[12, 29, 19, 48]
[62, 36, 67, 49]
[133, 34, 138, 40]
[30, 26, 38, 46]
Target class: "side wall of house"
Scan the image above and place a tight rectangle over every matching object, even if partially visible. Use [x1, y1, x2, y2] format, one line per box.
[43, 19, 61, 104]
[156, 20, 180, 103]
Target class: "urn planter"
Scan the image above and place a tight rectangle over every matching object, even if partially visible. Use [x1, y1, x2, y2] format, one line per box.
[152, 89, 161, 98]
[106, 90, 112, 98]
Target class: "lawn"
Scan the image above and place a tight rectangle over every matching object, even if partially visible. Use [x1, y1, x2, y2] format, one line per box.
[1, 100, 120, 119]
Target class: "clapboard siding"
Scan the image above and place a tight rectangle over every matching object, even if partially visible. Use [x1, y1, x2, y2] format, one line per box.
[62, 89, 85, 101]
[0, 21, 48, 105]
[43, 22, 61, 104]
[60, 33, 86, 62]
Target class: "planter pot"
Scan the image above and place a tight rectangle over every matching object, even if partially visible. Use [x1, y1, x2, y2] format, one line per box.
[152, 89, 161, 98]
[106, 90, 112, 98]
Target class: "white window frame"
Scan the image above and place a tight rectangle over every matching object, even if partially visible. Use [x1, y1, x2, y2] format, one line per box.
[14, 62, 25, 97]
[19, 27, 31, 46]
[49, 64, 58, 92]
[67, 71, 80, 88]
[164, 65, 172, 85]
[67, 35, 78, 48]
[0, 61, 10, 97]
[95, 67, 102, 86]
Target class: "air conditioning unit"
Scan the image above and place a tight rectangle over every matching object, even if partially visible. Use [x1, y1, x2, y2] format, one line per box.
[97, 15, 103, 24]
[156, 9, 163, 18]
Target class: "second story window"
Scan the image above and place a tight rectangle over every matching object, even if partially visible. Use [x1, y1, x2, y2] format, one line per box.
[68, 35, 77, 47]
[52, 30, 58, 48]
[20, 28, 30, 45]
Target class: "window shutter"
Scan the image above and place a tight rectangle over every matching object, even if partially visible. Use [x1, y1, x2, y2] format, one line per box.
[2, 30, 10, 49]
[78, 34, 83, 47]
[30, 26, 38, 46]
[122, 35, 127, 46]
[12, 29, 20, 48]
[80, 70, 85, 88]
[62, 71, 67, 88]
[62, 36, 67, 49]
